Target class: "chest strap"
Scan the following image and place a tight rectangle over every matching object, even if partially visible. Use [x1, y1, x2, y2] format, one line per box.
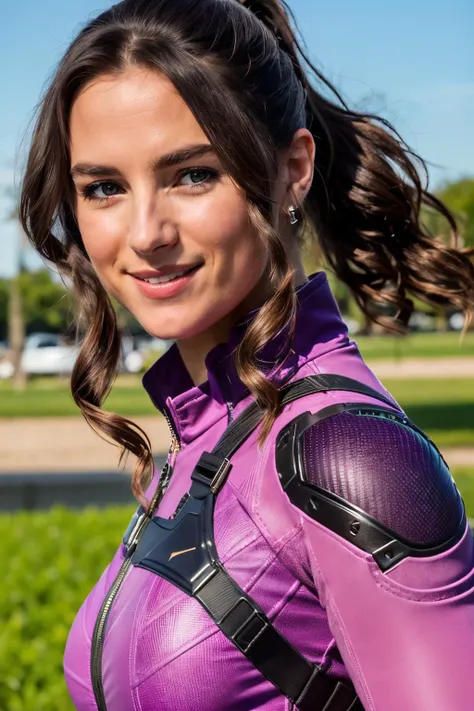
[131, 374, 392, 710]
[213, 373, 397, 460]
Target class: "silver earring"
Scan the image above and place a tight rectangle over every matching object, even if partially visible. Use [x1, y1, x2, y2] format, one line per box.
[288, 205, 299, 225]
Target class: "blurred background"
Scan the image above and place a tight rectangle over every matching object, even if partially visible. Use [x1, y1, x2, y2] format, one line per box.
[1, 0, 473, 708]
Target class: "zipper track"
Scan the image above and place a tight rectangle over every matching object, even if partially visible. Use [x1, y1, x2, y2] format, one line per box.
[91, 556, 132, 710]
[90, 407, 181, 711]
[163, 404, 180, 468]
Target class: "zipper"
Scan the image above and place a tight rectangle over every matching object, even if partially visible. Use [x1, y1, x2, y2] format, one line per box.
[90, 406, 181, 711]
[163, 404, 181, 470]
[90, 556, 132, 709]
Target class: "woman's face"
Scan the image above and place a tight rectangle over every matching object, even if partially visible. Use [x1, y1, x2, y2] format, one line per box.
[69, 67, 276, 344]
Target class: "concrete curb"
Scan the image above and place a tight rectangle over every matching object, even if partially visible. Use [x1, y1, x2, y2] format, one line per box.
[0, 456, 167, 512]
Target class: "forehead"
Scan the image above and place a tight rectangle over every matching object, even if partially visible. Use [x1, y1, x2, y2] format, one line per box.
[69, 67, 207, 163]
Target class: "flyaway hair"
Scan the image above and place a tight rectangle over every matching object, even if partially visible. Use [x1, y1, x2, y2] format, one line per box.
[19, 0, 474, 503]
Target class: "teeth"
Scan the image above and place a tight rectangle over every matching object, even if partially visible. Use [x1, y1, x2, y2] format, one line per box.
[143, 270, 187, 284]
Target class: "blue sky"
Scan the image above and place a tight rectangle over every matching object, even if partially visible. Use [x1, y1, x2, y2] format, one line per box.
[1, 0, 473, 276]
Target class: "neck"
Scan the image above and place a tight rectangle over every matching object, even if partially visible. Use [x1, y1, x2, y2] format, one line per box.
[177, 318, 235, 387]
[177, 260, 308, 386]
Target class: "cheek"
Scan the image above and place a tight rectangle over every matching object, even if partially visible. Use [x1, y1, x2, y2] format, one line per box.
[192, 188, 261, 266]
[213, 211, 267, 283]
[76, 208, 121, 270]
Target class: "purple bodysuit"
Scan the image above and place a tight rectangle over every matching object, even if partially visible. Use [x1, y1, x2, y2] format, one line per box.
[64, 272, 474, 710]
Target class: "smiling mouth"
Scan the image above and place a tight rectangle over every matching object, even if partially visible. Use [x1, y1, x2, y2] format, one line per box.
[134, 264, 202, 284]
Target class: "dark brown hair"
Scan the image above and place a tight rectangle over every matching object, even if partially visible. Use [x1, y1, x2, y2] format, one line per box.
[19, 0, 474, 505]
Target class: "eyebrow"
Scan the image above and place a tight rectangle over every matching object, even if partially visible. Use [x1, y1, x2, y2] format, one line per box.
[70, 143, 216, 178]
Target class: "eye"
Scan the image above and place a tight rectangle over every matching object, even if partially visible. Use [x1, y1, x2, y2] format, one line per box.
[81, 181, 122, 202]
[177, 168, 219, 189]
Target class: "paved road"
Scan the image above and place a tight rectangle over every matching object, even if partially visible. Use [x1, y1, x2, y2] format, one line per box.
[441, 449, 474, 468]
[2, 415, 170, 473]
[367, 357, 474, 379]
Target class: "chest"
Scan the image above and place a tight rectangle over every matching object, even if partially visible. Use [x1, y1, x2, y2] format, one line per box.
[64, 470, 342, 711]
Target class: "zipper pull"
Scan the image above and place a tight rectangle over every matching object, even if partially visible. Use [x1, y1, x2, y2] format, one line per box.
[162, 405, 181, 447]
[159, 461, 173, 497]
[122, 503, 150, 558]
[169, 435, 180, 468]
[147, 459, 175, 517]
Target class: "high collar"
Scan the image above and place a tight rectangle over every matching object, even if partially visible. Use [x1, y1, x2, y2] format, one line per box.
[142, 271, 349, 446]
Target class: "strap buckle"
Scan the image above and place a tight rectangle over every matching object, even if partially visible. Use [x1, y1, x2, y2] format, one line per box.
[124, 510, 148, 556]
[221, 597, 270, 654]
[210, 458, 232, 494]
[191, 452, 233, 495]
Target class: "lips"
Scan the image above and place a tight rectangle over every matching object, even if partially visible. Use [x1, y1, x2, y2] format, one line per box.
[136, 266, 196, 284]
[128, 262, 203, 300]
[129, 264, 202, 282]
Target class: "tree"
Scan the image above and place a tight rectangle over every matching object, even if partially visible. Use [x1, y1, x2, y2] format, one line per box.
[18, 269, 73, 335]
[0, 270, 75, 340]
[0, 279, 8, 341]
[423, 177, 474, 248]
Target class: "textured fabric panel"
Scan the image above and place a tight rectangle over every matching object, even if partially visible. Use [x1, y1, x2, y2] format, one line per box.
[276, 525, 316, 594]
[63, 542, 127, 711]
[302, 411, 463, 546]
[213, 484, 263, 564]
[270, 581, 349, 683]
[134, 628, 285, 711]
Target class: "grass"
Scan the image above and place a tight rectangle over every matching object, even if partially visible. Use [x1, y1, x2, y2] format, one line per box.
[453, 468, 474, 513]
[0, 375, 157, 418]
[383, 378, 474, 448]
[0, 372, 472, 448]
[357, 331, 474, 361]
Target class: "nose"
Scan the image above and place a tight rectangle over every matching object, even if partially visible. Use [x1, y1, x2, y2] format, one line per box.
[127, 195, 179, 256]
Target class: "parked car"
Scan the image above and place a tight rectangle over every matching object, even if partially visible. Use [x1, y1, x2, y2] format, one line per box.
[0, 332, 148, 378]
[20, 332, 80, 376]
[408, 312, 435, 332]
[448, 312, 465, 331]
[0, 358, 13, 379]
[120, 336, 145, 374]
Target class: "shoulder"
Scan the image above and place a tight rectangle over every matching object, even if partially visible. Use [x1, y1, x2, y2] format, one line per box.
[275, 402, 465, 553]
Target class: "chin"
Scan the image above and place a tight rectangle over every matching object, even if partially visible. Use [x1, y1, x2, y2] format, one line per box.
[140, 322, 183, 342]
[139, 307, 226, 345]
[137, 315, 199, 343]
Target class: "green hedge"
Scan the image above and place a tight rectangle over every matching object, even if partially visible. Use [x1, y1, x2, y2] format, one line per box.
[1, 470, 473, 710]
[0, 505, 135, 711]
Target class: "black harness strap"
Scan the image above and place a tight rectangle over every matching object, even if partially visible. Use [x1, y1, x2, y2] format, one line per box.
[131, 453, 348, 709]
[131, 375, 386, 711]
[213, 373, 398, 462]
[188, 454, 364, 711]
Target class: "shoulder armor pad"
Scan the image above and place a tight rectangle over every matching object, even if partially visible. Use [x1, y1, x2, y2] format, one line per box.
[275, 403, 466, 572]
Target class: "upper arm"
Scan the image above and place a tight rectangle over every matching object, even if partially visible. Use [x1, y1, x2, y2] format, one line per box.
[275, 403, 474, 711]
[276, 403, 465, 562]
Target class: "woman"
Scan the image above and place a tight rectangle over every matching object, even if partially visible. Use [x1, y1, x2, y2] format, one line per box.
[19, 0, 474, 709]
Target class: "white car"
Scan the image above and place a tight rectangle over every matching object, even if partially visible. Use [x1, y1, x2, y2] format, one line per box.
[0, 333, 77, 379]
[20, 332, 80, 376]
[0, 332, 146, 378]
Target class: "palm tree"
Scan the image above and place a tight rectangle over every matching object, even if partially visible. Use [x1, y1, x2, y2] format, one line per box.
[6, 188, 27, 390]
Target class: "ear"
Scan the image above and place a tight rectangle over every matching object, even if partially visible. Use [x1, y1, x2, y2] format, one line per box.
[279, 128, 315, 218]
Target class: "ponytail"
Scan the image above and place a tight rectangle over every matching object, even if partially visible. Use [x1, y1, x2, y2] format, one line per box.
[242, 0, 474, 331]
